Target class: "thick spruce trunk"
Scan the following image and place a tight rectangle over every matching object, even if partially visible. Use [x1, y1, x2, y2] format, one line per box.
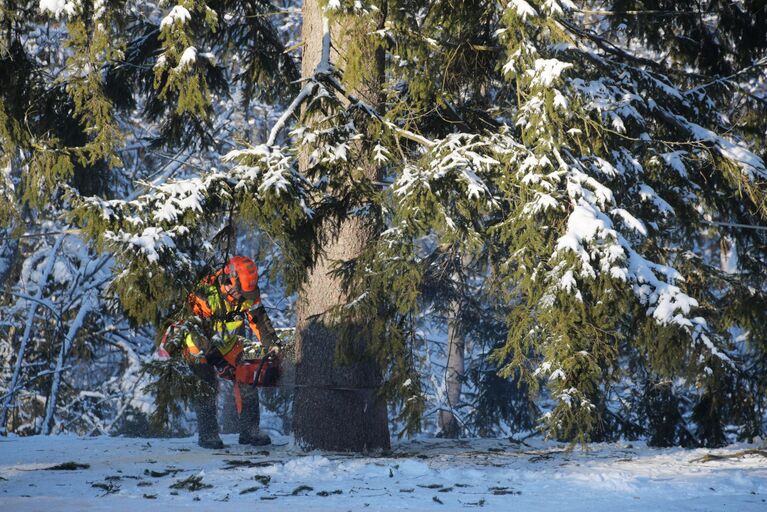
[292, 0, 390, 452]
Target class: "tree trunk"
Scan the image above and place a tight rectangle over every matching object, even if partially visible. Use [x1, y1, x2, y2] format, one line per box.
[1, 235, 64, 435]
[292, 0, 390, 452]
[0, 231, 18, 288]
[42, 291, 94, 435]
[719, 236, 737, 274]
[438, 290, 464, 438]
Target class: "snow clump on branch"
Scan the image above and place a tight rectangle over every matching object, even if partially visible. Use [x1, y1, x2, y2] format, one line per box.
[160, 5, 192, 29]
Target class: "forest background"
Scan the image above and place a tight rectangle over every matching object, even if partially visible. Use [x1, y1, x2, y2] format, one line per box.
[1, 0, 766, 452]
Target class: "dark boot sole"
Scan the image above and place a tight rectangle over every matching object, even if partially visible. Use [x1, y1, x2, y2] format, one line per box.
[198, 439, 225, 449]
[238, 436, 271, 446]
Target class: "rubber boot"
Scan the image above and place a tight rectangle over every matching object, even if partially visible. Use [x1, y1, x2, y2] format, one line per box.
[238, 384, 271, 446]
[192, 364, 224, 449]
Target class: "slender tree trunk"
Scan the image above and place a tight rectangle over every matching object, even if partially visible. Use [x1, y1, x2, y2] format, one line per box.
[292, 0, 390, 452]
[1, 235, 64, 435]
[719, 236, 737, 274]
[0, 232, 18, 328]
[0, 236, 18, 287]
[0, 154, 20, 287]
[42, 291, 94, 435]
[439, 294, 464, 438]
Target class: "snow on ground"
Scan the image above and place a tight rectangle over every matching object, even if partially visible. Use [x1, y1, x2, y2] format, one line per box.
[1, 434, 765, 511]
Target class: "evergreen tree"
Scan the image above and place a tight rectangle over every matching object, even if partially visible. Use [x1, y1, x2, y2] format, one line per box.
[288, 0, 391, 452]
[3, 0, 766, 448]
[309, 0, 767, 444]
[0, 0, 302, 435]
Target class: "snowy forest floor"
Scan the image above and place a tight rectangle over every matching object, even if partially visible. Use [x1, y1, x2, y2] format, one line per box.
[1, 434, 766, 511]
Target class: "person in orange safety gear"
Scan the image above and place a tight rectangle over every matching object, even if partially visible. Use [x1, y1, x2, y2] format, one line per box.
[169, 255, 280, 449]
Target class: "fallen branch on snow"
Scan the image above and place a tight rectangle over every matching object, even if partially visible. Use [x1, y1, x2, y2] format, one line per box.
[690, 449, 767, 463]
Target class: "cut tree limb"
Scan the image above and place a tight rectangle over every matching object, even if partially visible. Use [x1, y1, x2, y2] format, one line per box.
[690, 449, 767, 463]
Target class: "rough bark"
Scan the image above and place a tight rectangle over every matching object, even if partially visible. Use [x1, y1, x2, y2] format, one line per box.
[438, 294, 465, 438]
[292, 0, 390, 452]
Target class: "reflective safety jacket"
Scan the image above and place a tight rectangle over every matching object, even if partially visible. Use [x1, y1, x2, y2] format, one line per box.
[184, 284, 265, 362]
[181, 285, 279, 413]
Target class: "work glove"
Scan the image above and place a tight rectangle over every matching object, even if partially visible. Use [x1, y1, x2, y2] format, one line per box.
[249, 303, 280, 348]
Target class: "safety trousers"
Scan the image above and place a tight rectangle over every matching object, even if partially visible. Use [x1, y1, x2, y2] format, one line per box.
[191, 363, 261, 440]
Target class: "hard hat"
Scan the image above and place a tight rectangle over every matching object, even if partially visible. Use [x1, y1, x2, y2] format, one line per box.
[220, 255, 259, 303]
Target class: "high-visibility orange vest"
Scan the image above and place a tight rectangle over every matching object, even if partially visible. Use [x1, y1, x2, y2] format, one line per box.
[187, 284, 263, 343]
[182, 284, 272, 414]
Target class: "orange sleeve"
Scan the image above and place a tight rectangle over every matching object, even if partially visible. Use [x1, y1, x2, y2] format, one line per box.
[188, 291, 212, 317]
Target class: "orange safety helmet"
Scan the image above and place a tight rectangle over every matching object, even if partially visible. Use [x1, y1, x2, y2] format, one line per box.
[219, 255, 260, 303]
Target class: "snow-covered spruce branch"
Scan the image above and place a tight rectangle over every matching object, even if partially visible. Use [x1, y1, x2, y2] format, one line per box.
[266, 82, 318, 146]
[655, 107, 767, 182]
[687, 56, 767, 93]
[126, 110, 236, 201]
[497, 4, 767, 439]
[260, 9, 436, 151]
[560, 13, 766, 102]
[317, 72, 436, 149]
[556, 16, 700, 79]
